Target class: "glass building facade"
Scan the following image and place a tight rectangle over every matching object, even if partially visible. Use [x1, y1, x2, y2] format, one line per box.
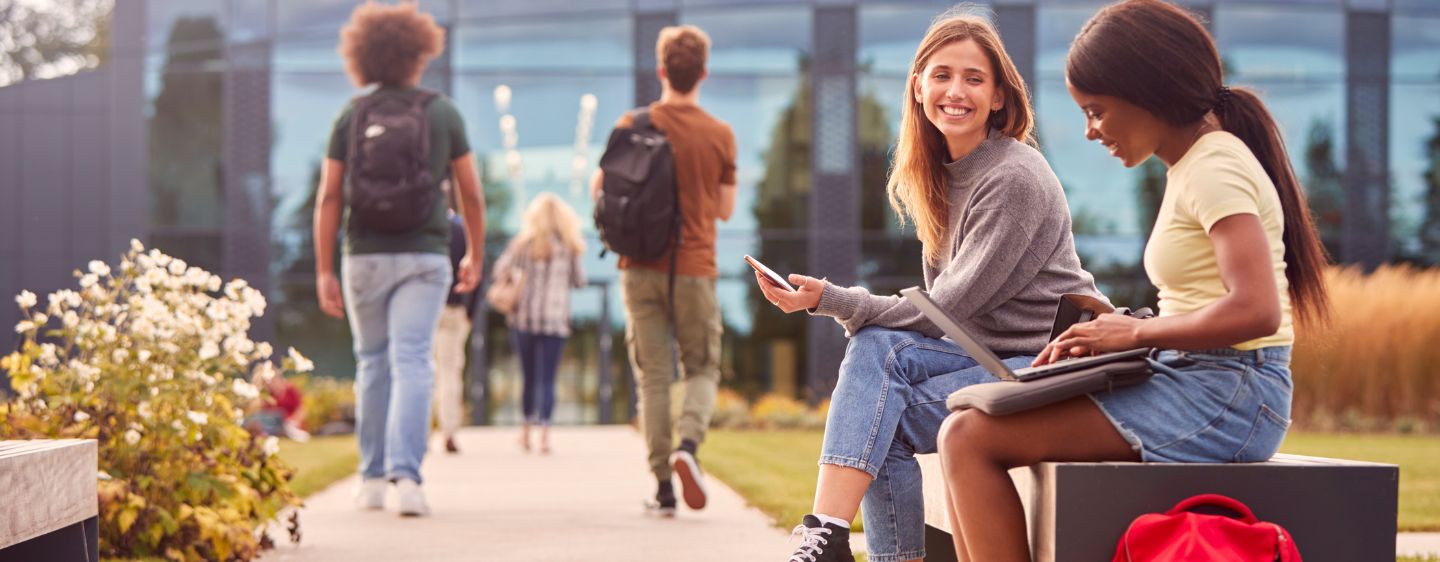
[5, 0, 1439, 424]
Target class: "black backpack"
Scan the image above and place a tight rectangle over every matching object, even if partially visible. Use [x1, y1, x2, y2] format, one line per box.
[345, 89, 439, 233]
[594, 108, 679, 260]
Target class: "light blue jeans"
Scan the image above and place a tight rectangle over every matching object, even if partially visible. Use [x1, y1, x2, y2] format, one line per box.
[342, 252, 452, 484]
[821, 327, 1032, 562]
[1091, 346, 1293, 463]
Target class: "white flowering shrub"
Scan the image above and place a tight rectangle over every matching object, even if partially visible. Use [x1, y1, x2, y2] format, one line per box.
[1, 240, 311, 561]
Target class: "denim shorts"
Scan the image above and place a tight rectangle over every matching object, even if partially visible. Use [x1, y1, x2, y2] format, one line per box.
[1089, 346, 1293, 463]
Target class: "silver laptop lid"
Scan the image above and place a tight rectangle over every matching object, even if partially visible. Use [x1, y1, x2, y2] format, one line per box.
[899, 287, 1018, 381]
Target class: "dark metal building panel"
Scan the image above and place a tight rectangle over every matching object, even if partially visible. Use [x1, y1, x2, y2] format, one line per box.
[1344, 10, 1390, 268]
[70, 73, 110, 267]
[633, 11, 677, 107]
[20, 83, 73, 298]
[109, 0, 150, 266]
[807, 5, 860, 402]
[0, 101, 21, 357]
[223, 40, 275, 341]
[995, 4, 1036, 96]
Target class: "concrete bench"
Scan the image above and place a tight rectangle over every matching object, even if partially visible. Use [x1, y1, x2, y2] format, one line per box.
[0, 440, 99, 562]
[915, 452, 1398, 561]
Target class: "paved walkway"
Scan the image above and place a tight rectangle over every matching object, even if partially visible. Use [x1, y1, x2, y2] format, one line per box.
[264, 425, 1436, 561]
[263, 426, 796, 561]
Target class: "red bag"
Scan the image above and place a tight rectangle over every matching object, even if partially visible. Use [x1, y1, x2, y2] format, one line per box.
[1113, 494, 1302, 562]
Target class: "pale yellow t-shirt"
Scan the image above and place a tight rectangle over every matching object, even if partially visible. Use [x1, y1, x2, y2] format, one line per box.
[1143, 131, 1293, 350]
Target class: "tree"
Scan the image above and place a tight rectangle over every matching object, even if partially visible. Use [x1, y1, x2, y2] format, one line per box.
[741, 56, 895, 399]
[1135, 157, 1166, 238]
[1302, 118, 1345, 259]
[0, 0, 111, 87]
[147, 17, 224, 235]
[1420, 116, 1440, 265]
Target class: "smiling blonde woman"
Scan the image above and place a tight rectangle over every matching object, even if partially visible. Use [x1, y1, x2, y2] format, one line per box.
[758, 11, 1107, 562]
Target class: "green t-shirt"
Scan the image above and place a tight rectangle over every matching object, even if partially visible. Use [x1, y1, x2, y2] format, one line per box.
[326, 86, 471, 256]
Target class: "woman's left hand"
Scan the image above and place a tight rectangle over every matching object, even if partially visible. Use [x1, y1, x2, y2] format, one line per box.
[1032, 313, 1145, 366]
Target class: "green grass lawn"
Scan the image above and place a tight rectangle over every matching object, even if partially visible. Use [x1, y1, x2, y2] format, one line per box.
[706, 429, 1440, 534]
[1279, 432, 1440, 531]
[277, 435, 358, 498]
[704, 429, 833, 531]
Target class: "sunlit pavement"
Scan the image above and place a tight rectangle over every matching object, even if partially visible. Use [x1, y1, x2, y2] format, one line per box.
[263, 426, 795, 561]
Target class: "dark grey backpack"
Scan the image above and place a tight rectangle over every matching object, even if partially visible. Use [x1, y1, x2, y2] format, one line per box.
[594, 108, 679, 261]
[345, 89, 438, 233]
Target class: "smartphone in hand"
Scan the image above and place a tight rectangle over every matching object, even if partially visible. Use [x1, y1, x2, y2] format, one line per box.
[744, 255, 795, 292]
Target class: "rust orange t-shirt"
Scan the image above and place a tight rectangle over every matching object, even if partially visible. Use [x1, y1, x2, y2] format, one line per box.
[614, 101, 737, 279]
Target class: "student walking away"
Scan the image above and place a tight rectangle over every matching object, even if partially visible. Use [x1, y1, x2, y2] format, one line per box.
[753, 12, 1107, 562]
[434, 203, 480, 455]
[491, 193, 587, 454]
[936, 1, 1331, 560]
[313, 2, 485, 518]
[591, 25, 738, 517]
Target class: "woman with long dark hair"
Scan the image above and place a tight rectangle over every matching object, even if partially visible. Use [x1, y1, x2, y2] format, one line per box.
[935, 1, 1330, 560]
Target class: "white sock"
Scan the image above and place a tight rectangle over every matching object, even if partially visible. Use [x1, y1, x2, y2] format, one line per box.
[813, 513, 851, 529]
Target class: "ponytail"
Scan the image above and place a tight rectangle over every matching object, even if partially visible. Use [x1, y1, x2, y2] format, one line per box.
[1216, 87, 1331, 327]
[1067, 0, 1331, 327]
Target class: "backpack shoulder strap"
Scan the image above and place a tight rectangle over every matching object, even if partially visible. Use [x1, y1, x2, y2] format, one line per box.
[631, 107, 655, 132]
[346, 94, 376, 167]
[408, 88, 439, 108]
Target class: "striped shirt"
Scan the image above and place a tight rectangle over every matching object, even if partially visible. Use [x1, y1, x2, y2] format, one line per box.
[494, 236, 586, 337]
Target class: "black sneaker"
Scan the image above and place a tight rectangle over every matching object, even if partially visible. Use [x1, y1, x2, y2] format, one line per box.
[788, 515, 853, 562]
[669, 439, 707, 510]
[644, 479, 677, 518]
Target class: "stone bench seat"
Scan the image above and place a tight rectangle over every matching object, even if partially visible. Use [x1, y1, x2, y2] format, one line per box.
[915, 452, 1398, 562]
[0, 439, 99, 561]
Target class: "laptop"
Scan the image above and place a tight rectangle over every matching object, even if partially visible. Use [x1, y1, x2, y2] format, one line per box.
[900, 287, 1151, 382]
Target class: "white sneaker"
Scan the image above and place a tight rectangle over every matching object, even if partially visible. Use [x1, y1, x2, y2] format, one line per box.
[355, 478, 386, 510]
[669, 450, 708, 510]
[396, 479, 430, 517]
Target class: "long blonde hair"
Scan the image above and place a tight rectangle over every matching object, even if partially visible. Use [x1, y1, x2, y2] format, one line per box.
[514, 192, 586, 260]
[888, 12, 1035, 265]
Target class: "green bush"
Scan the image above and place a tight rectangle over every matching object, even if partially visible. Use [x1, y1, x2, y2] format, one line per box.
[2, 241, 307, 561]
[750, 393, 826, 430]
[709, 387, 753, 430]
[293, 375, 355, 434]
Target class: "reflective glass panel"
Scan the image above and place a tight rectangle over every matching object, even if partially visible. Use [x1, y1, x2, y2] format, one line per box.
[147, 0, 224, 53]
[683, 6, 811, 75]
[1393, 14, 1440, 81]
[1214, 5, 1345, 81]
[275, 0, 452, 37]
[146, 16, 224, 230]
[454, 17, 632, 73]
[1390, 14, 1440, 264]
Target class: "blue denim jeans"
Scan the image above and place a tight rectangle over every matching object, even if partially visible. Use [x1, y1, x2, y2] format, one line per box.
[821, 327, 1032, 562]
[1091, 346, 1293, 463]
[342, 252, 452, 484]
[512, 330, 567, 424]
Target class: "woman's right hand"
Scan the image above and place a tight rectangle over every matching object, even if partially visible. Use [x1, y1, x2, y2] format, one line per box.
[755, 271, 824, 313]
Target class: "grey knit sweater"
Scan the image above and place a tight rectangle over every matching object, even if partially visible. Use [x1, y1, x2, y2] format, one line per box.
[813, 129, 1108, 354]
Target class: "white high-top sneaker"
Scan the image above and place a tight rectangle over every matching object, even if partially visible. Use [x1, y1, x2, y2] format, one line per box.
[355, 478, 386, 510]
[396, 479, 430, 517]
